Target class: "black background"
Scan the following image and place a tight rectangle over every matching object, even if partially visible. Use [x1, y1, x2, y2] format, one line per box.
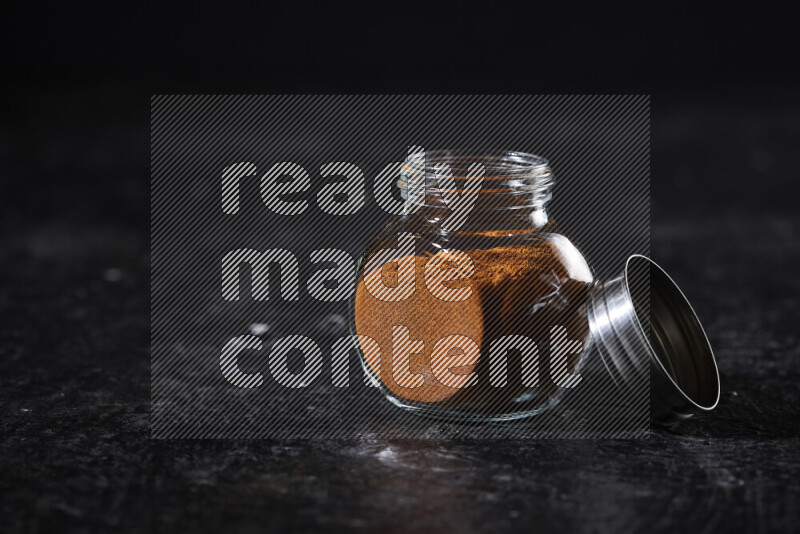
[1, 3, 799, 532]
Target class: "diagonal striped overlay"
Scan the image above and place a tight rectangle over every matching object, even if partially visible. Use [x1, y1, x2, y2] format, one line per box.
[151, 95, 650, 439]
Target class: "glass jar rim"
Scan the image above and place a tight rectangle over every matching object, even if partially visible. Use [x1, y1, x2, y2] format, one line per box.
[404, 148, 551, 178]
[399, 149, 555, 209]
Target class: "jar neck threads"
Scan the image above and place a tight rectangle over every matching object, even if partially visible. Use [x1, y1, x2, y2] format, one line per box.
[399, 149, 555, 231]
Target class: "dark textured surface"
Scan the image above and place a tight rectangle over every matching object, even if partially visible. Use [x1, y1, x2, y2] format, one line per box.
[1, 93, 799, 532]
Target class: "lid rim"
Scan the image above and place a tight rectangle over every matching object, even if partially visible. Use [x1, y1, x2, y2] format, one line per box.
[622, 254, 721, 412]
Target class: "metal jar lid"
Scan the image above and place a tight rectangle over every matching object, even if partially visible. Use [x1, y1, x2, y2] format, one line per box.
[586, 255, 721, 425]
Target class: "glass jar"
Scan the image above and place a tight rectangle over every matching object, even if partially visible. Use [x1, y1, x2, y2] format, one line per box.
[351, 149, 720, 423]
